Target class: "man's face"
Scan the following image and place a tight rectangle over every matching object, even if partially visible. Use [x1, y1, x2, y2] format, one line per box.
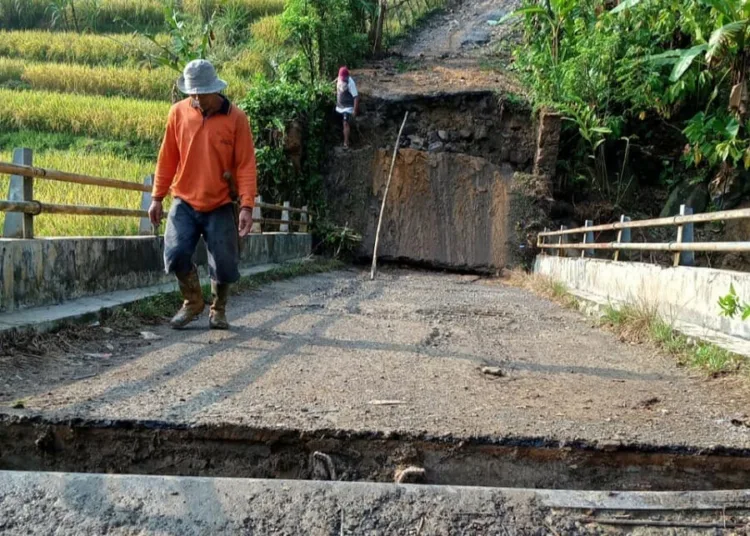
[191, 93, 217, 111]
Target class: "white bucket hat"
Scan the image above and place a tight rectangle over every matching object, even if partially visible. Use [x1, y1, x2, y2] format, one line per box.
[177, 59, 227, 95]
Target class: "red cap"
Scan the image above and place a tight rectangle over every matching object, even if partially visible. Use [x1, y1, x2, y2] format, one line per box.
[339, 66, 349, 80]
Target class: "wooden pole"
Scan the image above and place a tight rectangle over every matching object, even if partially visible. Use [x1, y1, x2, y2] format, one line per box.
[370, 111, 409, 280]
[3, 148, 34, 238]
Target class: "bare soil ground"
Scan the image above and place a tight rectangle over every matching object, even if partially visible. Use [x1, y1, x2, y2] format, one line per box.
[2, 268, 749, 450]
[395, 0, 521, 59]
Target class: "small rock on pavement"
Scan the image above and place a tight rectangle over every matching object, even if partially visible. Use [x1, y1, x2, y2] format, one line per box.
[480, 366, 505, 377]
[428, 141, 445, 152]
[395, 466, 426, 484]
[437, 130, 449, 141]
[140, 331, 162, 341]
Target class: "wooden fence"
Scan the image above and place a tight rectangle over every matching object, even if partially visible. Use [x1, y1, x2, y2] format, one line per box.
[537, 204, 750, 267]
[0, 148, 310, 239]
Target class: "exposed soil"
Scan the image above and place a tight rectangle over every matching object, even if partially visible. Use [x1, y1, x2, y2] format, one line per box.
[395, 0, 521, 59]
[2, 268, 749, 452]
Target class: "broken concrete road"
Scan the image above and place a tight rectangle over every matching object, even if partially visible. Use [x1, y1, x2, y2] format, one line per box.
[2, 268, 749, 450]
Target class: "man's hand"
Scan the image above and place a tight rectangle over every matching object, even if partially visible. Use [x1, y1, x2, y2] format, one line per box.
[239, 207, 253, 237]
[148, 199, 163, 226]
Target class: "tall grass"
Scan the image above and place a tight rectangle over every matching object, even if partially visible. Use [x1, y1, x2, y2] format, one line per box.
[184, 0, 285, 22]
[0, 58, 251, 101]
[0, 88, 169, 144]
[0, 30, 167, 66]
[0, 148, 155, 236]
[0, 0, 167, 33]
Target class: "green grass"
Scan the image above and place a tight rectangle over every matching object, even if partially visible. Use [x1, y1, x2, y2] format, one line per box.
[601, 304, 744, 377]
[121, 259, 344, 322]
[0, 147, 155, 236]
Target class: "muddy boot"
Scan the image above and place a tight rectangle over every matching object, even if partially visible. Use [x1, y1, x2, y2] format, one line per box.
[209, 282, 230, 330]
[170, 267, 205, 329]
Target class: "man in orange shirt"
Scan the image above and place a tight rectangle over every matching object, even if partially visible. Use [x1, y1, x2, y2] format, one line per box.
[149, 59, 257, 330]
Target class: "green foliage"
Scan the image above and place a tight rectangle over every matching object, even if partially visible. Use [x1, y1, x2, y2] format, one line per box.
[239, 77, 334, 213]
[281, 0, 369, 81]
[508, 0, 750, 206]
[719, 284, 750, 320]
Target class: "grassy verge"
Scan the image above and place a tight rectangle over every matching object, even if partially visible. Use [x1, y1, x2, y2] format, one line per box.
[600, 303, 745, 377]
[120, 258, 345, 323]
[506, 270, 746, 378]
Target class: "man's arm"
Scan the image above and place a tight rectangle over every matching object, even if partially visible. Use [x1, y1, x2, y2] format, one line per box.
[153, 106, 180, 201]
[234, 112, 258, 209]
[149, 106, 180, 225]
[350, 78, 360, 116]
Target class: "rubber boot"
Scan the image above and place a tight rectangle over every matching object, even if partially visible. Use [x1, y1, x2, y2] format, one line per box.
[209, 281, 230, 330]
[169, 266, 205, 329]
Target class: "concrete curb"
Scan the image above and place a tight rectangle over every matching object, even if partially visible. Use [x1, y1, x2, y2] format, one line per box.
[0, 471, 747, 535]
[0, 261, 304, 336]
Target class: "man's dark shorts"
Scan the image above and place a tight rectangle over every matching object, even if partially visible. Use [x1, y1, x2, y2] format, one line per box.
[341, 112, 355, 124]
[164, 198, 240, 284]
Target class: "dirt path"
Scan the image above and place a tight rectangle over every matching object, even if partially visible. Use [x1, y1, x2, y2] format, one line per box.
[395, 0, 520, 59]
[3, 268, 749, 450]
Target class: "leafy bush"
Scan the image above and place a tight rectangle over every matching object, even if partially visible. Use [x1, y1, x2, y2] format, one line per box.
[719, 284, 750, 320]
[239, 78, 333, 212]
[508, 0, 750, 208]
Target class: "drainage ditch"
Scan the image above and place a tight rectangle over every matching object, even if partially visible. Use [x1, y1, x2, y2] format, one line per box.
[2, 414, 749, 491]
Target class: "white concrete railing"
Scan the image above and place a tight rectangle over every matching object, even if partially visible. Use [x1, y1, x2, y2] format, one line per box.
[537, 205, 750, 267]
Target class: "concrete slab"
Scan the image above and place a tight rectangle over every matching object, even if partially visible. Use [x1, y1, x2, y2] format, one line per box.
[0, 263, 284, 335]
[0, 471, 748, 535]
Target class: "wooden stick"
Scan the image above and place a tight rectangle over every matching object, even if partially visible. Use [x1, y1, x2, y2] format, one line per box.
[370, 112, 409, 280]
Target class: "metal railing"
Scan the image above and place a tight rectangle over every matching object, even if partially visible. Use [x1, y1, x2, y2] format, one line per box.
[0, 148, 311, 239]
[537, 204, 750, 267]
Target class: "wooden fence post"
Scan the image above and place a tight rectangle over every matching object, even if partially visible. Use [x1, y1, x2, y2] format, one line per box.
[138, 174, 155, 235]
[3, 148, 34, 238]
[251, 195, 262, 234]
[613, 215, 631, 262]
[280, 201, 290, 233]
[539, 227, 548, 253]
[581, 220, 594, 258]
[300, 205, 309, 233]
[558, 225, 568, 257]
[674, 204, 695, 267]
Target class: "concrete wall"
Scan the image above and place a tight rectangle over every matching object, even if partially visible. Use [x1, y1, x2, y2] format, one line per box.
[534, 255, 750, 341]
[0, 233, 311, 313]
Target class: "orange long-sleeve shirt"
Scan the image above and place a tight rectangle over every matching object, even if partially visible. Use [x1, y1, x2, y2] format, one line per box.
[153, 97, 257, 211]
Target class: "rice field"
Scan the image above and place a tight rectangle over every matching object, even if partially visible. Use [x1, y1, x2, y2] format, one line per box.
[0, 89, 170, 144]
[0, 0, 283, 236]
[0, 149, 156, 236]
[0, 58, 252, 101]
[0, 0, 285, 32]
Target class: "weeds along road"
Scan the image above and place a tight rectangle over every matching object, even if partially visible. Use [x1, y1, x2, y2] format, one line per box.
[3, 267, 749, 450]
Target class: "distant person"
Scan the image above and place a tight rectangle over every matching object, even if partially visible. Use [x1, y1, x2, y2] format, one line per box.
[336, 66, 360, 149]
[149, 59, 257, 330]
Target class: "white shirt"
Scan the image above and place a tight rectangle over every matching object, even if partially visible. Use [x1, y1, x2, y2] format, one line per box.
[336, 78, 358, 114]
